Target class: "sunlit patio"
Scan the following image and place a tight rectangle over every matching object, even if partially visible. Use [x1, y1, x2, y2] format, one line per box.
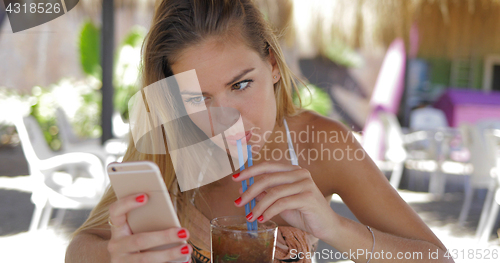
[2, 0, 500, 262]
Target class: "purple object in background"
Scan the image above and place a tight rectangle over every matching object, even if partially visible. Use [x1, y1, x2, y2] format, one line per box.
[433, 88, 500, 127]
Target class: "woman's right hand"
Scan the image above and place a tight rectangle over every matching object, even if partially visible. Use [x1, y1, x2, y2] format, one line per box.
[107, 193, 192, 263]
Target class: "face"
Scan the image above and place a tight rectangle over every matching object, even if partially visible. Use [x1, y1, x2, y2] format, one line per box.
[170, 37, 281, 156]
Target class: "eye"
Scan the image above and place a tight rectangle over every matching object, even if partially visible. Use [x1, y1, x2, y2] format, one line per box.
[232, 80, 253, 91]
[185, 96, 207, 106]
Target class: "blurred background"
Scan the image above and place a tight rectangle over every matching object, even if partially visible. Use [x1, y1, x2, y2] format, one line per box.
[1, 0, 500, 262]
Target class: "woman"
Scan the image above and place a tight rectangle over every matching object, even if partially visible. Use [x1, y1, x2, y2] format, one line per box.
[66, 0, 453, 262]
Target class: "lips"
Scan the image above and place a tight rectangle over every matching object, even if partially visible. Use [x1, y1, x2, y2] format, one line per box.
[226, 130, 252, 146]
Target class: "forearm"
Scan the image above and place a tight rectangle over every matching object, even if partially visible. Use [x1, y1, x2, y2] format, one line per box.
[65, 233, 111, 263]
[321, 213, 454, 263]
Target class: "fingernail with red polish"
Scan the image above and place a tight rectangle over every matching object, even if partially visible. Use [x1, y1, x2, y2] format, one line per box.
[136, 194, 145, 203]
[181, 245, 189, 254]
[257, 215, 264, 222]
[246, 212, 253, 221]
[234, 197, 242, 205]
[232, 173, 240, 179]
[177, 229, 187, 238]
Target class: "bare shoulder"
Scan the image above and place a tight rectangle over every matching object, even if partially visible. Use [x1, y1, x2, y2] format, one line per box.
[285, 110, 359, 195]
[287, 113, 445, 250]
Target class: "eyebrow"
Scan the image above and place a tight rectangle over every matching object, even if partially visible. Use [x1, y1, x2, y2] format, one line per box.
[225, 68, 255, 86]
[180, 67, 255, 96]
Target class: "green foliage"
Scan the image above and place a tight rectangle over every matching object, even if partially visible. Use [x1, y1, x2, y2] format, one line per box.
[324, 39, 363, 68]
[78, 21, 145, 121]
[3, 20, 133, 150]
[30, 86, 62, 150]
[12, 19, 106, 151]
[122, 26, 146, 47]
[29, 78, 102, 151]
[0, 87, 33, 147]
[71, 83, 102, 138]
[79, 20, 101, 79]
[114, 26, 146, 120]
[293, 84, 333, 116]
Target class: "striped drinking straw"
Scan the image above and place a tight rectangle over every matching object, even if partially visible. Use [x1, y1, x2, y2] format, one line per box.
[236, 139, 252, 231]
[247, 144, 257, 231]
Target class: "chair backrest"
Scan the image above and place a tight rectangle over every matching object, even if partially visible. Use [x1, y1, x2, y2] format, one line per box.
[378, 111, 407, 163]
[362, 108, 385, 161]
[369, 38, 406, 114]
[13, 115, 54, 169]
[56, 107, 81, 146]
[409, 107, 448, 131]
[362, 107, 406, 163]
[477, 120, 500, 176]
[461, 120, 500, 184]
[484, 129, 500, 184]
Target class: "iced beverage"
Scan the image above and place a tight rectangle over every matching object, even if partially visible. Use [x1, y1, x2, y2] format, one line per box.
[211, 216, 277, 263]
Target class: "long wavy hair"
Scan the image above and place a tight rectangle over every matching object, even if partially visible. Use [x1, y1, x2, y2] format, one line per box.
[73, 0, 302, 237]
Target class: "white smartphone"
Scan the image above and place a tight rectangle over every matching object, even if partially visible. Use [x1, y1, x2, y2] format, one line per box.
[107, 161, 189, 262]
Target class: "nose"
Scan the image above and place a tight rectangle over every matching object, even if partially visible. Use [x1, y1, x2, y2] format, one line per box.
[207, 105, 241, 133]
[205, 97, 240, 130]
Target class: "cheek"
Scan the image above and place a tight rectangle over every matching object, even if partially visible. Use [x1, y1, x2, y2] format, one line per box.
[262, 82, 277, 116]
[245, 82, 277, 132]
[246, 80, 276, 115]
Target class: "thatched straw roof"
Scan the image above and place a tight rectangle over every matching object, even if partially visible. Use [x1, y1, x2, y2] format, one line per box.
[76, 0, 500, 59]
[290, 0, 500, 59]
[414, 0, 500, 58]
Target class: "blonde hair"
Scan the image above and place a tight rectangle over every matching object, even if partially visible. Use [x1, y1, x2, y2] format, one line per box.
[73, 0, 303, 238]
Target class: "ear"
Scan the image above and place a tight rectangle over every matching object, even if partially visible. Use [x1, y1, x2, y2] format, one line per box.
[268, 48, 281, 84]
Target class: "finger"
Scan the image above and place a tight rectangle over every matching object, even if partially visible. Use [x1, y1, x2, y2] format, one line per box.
[256, 193, 309, 223]
[109, 193, 148, 238]
[255, 191, 267, 202]
[233, 162, 301, 182]
[235, 169, 309, 207]
[239, 187, 266, 201]
[246, 180, 306, 222]
[128, 243, 191, 263]
[112, 228, 190, 254]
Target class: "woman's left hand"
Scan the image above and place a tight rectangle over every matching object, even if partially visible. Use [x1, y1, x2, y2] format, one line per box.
[233, 161, 337, 240]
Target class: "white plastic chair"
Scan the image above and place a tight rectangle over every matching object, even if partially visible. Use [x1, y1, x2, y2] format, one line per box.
[458, 121, 500, 227]
[378, 111, 407, 188]
[56, 108, 127, 164]
[13, 114, 107, 231]
[362, 109, 407, 188]
[407, 107, 470, 195]
[408, 107, 447, 193]
[476, 129, 500, 242]
[363, 109, 467, 191]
